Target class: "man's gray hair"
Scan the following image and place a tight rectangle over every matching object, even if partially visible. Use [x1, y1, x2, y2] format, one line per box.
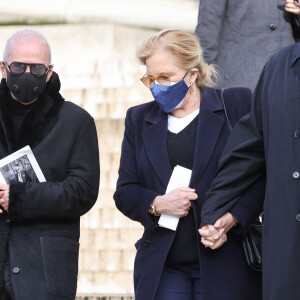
[3, 29, 52, 63]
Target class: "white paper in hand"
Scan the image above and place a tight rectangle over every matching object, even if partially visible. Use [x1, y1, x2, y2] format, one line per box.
[158, 165, 192, 231]
[0, 145, 46, 183]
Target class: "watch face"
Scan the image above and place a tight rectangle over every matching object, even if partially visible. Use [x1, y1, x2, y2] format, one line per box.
[149, 204, 157, 215]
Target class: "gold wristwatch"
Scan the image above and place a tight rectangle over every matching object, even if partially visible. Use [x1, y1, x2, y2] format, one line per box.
[149, 200, 160, 216]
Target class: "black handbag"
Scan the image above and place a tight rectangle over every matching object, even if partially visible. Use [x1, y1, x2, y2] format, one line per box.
[218, 88, 263, 272]
[242, 221, 263, 271]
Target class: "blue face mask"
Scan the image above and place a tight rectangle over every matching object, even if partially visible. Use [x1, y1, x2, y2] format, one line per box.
[150, 71, 191, 113]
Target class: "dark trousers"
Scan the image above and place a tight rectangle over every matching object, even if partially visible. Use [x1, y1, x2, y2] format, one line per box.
[155, 263, 202, 300]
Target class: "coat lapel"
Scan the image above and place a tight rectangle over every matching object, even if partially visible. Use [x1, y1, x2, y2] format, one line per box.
[190, 88, 225, 188]
[142, 105, 173, 188]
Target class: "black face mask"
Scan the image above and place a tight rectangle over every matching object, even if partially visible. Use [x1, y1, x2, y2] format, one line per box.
[6, 71, 47, 104]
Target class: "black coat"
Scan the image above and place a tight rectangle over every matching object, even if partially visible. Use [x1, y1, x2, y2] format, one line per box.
[114, 87, 264, 300]
[0, 73, 100, 299]
[201, 43, 300, 299]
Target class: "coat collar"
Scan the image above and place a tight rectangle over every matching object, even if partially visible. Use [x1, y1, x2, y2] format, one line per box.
[142, 87, 225, 189]
[0, 72, 64, 156]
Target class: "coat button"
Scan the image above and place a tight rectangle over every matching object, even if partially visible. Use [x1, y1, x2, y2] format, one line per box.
[293, 172, 300, 179]
[143, 240, 150, 247]
[269, 24, 276, 31]
[12, 267, 20, 274]
[5, 217, 10, 223]
[295, 130, 300, 138]
[296, 214, 300, 221]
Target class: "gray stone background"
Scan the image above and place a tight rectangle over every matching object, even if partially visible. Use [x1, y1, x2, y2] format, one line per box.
[0, 0, 199, 297]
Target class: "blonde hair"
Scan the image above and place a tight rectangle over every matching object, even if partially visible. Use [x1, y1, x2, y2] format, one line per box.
[136, 29, 218, 88]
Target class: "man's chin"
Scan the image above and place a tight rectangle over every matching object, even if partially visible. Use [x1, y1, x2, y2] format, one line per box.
[11, 93, 38, 105]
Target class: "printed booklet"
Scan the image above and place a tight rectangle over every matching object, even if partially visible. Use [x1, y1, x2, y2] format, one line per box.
[0, 145, 46, 184]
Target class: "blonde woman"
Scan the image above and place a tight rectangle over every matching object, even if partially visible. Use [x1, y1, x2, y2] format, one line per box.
[114, 29, 264, 300]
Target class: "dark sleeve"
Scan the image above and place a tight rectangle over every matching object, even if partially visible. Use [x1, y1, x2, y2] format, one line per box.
[229, 175, 265, 236]
[200, 70, 266, 227]
[289, 12, 300, 41]
[220, 88, 266, 235]
[9, 117, 100, 223]
[113, 108, 159, 231]
[194, 0, 227, 64]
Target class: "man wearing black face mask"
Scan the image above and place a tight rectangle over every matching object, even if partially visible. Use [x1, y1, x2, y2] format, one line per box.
[0, 30, 100, 299]
[4, 61, 50, 104]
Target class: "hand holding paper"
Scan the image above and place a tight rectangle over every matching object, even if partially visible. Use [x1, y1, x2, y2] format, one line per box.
[0, 145, 45, 184]
[0, 145, 45, 213]
[157, 165, 197, 231]
[156, 187, 197, 217]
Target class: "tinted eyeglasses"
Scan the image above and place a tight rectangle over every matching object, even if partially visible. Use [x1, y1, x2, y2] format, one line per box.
[140, 74, 172, 88]
[3, 61, 51, 78]
[140, 70, 189, 88]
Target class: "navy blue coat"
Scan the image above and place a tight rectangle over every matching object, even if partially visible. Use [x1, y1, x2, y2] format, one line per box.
[114, 87, 264, 300]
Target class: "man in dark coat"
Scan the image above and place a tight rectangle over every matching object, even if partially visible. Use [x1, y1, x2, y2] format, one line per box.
[195, 0, 300, 90]
[0, 30, 100, 299]
[199, 42, 300, 299]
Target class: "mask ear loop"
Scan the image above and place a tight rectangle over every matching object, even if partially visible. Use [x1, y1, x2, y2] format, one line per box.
[187, 70, 197, 91]
[188, 82, 194, 94]
[188, 52, 201, 90]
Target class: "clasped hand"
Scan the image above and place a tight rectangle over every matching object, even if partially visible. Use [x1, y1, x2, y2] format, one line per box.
[0, 183, 10, 213]
[198, 212, 236, 250]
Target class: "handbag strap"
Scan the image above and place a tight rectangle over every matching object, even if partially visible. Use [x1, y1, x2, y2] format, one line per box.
[219, 88, 233, 132]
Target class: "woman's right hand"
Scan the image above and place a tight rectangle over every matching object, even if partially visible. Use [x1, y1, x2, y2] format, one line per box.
[154, 187, 198, 217]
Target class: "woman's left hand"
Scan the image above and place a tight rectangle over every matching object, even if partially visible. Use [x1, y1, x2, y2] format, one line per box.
[284, 0, 300, 15]
[199, 212, 236, 250]
[199, 224, 227, 250]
